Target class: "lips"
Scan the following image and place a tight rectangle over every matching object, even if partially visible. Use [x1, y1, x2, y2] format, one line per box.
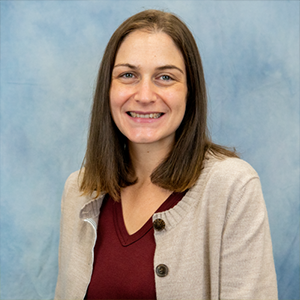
[127, 112, 164, 119]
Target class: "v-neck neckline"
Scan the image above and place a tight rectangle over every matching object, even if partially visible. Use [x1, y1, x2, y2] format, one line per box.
[112, 192, 185, 246]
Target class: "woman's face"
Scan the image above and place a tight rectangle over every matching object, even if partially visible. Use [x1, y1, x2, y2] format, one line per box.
[110, 30, 187, 148]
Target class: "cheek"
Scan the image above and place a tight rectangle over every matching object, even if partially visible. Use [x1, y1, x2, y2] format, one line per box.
[168, 89, 187, 112]
[110, 81, 132, 102]
[109, 93, 120, 124]
[109, 83, 121, 106]
[174, 95, 187, 124]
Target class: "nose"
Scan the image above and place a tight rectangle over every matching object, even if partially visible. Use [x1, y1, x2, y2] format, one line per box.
[134, 77, 157, 103]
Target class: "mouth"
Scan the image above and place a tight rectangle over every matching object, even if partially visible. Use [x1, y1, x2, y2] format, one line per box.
[127, 112, 164, 119]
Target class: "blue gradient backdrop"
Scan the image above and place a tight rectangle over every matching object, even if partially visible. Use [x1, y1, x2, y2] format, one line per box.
[1, 1, 299, 299]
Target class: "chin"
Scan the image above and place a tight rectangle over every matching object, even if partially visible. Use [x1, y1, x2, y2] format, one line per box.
[127, 134, 175, 147]
[128, 138, 157, 144]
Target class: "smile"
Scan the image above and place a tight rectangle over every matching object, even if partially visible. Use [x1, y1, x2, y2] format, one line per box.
[128, 112, 163, 119]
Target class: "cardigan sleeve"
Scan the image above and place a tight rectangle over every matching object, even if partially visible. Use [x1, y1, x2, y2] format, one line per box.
[219, 176, 278, 299]
[54, 173, 73, 300]
[54, 171, 102, 300]
[54, 171, 89, 300]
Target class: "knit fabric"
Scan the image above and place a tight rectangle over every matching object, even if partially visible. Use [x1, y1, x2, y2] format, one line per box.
[55, 155, 278, 300]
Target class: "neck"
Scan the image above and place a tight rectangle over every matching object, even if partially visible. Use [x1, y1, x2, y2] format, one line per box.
[128, 140, 174, 184]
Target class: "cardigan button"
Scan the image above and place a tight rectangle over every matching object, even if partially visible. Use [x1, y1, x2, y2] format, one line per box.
[156, 264, 169, 277]
[153, 218, 165, 231]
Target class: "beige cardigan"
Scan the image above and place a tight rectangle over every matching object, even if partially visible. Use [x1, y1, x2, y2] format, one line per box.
[55, 156, 278, 299]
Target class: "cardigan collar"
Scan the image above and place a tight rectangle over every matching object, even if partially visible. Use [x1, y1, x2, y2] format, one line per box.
[79, 192, 106, 220]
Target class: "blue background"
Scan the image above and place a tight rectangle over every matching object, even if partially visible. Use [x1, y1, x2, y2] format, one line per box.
[1, 1, 299, 299]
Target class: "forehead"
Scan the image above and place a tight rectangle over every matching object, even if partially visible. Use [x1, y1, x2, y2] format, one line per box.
[114, 30, 185, 68]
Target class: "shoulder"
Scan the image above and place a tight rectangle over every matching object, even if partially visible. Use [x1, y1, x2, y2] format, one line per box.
[63, 170, 82, 191]
[204, 155, 259, 185]
[194, 155, 266, 216]
[60, 169, 93, 213]
[189, 155, 262, 206]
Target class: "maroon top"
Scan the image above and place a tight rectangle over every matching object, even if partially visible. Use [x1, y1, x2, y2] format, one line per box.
[86, 192, 185, 300]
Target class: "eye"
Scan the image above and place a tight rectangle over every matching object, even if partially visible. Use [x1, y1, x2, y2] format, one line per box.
[121, 72, 134, 78]
[160, 75, 172, 81]
[156, 74, 175, 86]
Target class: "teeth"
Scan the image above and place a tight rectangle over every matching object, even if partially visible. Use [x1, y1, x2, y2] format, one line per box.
[129, 112, 162, 119]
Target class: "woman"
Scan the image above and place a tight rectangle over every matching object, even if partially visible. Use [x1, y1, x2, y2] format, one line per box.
[55, 9, 277, 300]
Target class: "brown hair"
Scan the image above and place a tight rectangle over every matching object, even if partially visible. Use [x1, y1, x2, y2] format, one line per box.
[80, 9, 238, 200]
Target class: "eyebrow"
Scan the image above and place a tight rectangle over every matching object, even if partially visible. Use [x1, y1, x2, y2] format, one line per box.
[114, 63, 137, 69]
[113, 63, 184, 74]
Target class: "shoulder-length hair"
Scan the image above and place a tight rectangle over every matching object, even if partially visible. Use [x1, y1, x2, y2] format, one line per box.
[80, 9, 238, 200]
